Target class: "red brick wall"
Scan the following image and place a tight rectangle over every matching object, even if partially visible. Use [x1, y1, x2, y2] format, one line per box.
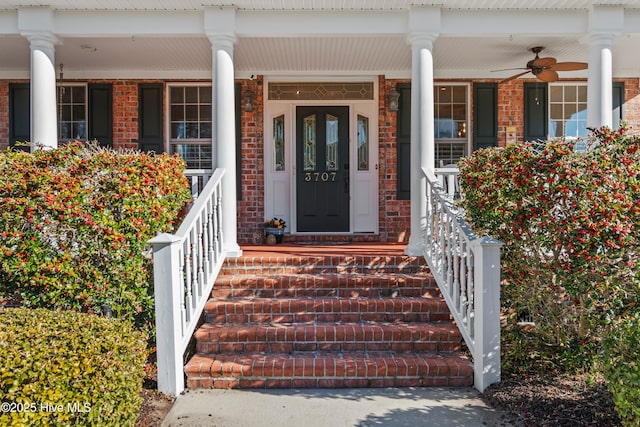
[0, 81, 8, 151]
[497, 79, 525, 146]
[621, 78, 640, 130]
[379, 76, 411, 243]
[237, 77, 265, 244]
[111, 81, 139, 150]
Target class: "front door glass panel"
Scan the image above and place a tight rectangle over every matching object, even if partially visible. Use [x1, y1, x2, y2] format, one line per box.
[303, 114, 316, 171]
[326, 114, 339, 171]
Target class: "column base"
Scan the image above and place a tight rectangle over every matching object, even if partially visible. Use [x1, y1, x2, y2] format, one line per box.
[224, 244, 243, 258]
[404, 241, 424, 256]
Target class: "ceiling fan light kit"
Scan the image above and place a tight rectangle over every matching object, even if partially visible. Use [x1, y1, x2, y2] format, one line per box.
[493, 46, 588, 84]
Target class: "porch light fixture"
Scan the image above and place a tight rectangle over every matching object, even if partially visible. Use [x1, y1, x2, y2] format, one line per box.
[387, 86, 400, 112]
[243, 89, 255, 112]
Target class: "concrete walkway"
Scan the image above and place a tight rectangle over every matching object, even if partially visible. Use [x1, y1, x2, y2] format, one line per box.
[161, 387, 513, 427]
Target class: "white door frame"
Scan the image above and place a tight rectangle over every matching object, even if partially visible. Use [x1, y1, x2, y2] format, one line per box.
[263, 76, 379, 235]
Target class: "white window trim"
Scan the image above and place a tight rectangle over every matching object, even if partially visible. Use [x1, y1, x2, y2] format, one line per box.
[434, 82, 470, 166]
[57, 83, 87, 143]
[548, 82, 588, 140]
[165, 82, 214, 170]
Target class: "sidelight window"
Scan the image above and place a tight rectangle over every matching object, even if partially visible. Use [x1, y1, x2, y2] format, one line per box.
[274, 115, 285, 171]
[357, 115, 369, 171]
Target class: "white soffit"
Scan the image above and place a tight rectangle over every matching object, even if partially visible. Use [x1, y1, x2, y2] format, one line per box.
[2, 0, 640, 11]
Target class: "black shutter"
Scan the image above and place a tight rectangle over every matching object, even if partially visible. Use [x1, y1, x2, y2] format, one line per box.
[235, 83, 242, 200]
[138, 84, 164, 153]
[612, 82, 624, 130]
[473, 83, 498, 151]
[88, 84, 112, 147]
[9, 83, 30, 151]
[523, 83, 548, 142]
[396, 83, 411, 200]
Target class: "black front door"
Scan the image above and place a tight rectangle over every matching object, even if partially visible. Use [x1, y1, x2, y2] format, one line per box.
[296, 106, 350, 232]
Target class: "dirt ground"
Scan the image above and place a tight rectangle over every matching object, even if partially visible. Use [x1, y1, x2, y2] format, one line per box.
[136, 379, 175, 427]
[482, 371, 621, 426]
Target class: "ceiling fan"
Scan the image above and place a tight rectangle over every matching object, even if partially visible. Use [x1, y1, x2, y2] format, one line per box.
[494, 46, 588, 83]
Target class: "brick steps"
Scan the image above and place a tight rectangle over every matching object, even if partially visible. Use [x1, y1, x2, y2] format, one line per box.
[195, 322, 462, 353]
[185, 249, 473, 389]
[220, 255, 429, 275]
[212, 273, 440, 298]
[205, 297, 451, 324]
[186, 352, 473, 389]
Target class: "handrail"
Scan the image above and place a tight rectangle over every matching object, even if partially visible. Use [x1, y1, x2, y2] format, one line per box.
[422, 166, 502, 392]
[149, 168, 226, 397]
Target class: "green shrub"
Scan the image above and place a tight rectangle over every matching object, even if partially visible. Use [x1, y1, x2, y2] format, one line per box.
[459, 125, 640, 370]
[0, 308, 147, 426]
[0, 143, 192, 331]
[600, 314, 640, 427]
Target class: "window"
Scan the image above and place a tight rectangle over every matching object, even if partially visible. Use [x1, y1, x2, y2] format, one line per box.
[273, 115, 285, 171]
[357, 115, 369, 170]
[434, 85, 468, 165]
[58, 85, 87, 143]
[169, 85, 212, 169]
[549, 83, 587, 138]
[269, 82, 374, 100]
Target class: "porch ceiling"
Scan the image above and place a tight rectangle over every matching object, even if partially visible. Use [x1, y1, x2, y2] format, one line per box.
[1, 1, 640, 79]
[3, 34, 640, 79]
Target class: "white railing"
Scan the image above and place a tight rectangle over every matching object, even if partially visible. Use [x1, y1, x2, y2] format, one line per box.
[422, 167, 503, 393]
[434, 166, 461, 201]
[184, 169, 213, 200]
[149, 168, 226, 397]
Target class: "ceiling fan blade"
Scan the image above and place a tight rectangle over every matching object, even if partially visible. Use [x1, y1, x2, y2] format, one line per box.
[531, 57, 557, 67]
[491, 67, 528, 72]
[537, 70, 559, 82]
[500, 70, 531, 84]
[548, 61, 588, 71]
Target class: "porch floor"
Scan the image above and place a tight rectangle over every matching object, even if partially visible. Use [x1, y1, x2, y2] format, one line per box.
[237, 242, 409, 258]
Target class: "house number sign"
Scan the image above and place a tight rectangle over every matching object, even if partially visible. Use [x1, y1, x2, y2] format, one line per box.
[304, 171, 337, 182]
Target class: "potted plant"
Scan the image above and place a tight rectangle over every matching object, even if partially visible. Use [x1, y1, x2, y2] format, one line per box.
[264, 217, 286, 243]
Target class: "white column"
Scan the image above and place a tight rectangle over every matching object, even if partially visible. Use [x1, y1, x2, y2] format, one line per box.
[210, 35, 242, 257]
[406, 35, 437, 256]
[586, 34, 614, 130]
[25, 32, 59, 151]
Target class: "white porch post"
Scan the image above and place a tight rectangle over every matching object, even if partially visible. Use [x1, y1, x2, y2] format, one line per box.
[586, 6, 622, 130]
[405, 7, 439, 256]
[207, 7, 242, 257]
[148, 233, 184, 397]
[471, 237, 503, 392]
[586, 34, 614, 130]
[19, 8, 58, 151]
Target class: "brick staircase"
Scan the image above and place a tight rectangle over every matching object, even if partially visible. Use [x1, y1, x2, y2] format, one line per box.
[184, 248, 474, 389]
